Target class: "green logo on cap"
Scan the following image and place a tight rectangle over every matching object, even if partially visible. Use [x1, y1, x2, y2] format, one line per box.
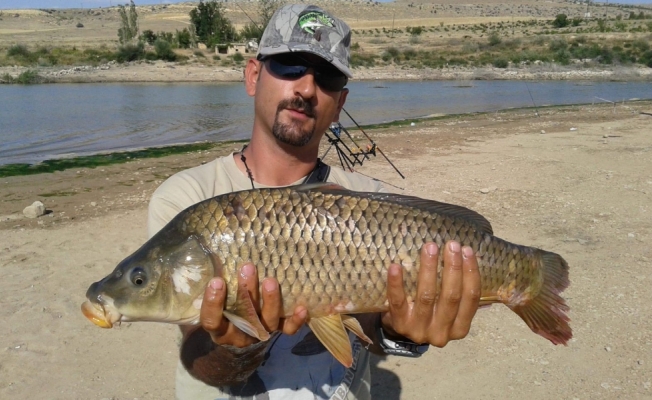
[298, 11, 335, 35]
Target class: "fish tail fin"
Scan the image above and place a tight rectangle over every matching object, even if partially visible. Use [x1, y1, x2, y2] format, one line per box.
[508, 251, 572, 345]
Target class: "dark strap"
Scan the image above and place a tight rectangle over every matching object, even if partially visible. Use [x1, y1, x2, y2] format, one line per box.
[303, 159, 331, 184]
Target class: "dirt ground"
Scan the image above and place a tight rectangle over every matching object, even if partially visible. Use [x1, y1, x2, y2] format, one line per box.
[1, 101, 651, 399]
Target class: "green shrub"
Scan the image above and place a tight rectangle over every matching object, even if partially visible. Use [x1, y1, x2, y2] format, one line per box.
[633, 39, 650, 52]
[402, 48, 417, 60]
[116, 42, 145, 62]
[7, 44, 30, 58]
[553, 14, 569, 28]
[232, 52, 244, 62]
[639, 50, 652, 67]
[554, 49, 571, 65]
[1, 73, 15, 83]
[493, 57, 508, 68]
[154, 39, 177, 61]
[386, 47, 400, 59]
[488, 32, 502, 46]
[350, 53, 376, 68]
[549, 38, 568, 52]
[176, 28, 191, 49]
[614, 21, 627, 32]
[212, 55, 221, 61]
[15, 70, 44, 84]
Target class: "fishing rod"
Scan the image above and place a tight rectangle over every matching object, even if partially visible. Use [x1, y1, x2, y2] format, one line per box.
[341, 108, 405, 179]
[524, 81, 540, 117]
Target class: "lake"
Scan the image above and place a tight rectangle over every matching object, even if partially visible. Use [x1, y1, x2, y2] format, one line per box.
[1, 80, 650, 165]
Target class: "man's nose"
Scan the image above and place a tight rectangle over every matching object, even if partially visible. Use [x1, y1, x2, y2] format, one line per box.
[293, 69, 317, 99]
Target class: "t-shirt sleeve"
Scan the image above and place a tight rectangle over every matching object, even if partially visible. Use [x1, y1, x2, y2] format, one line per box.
[146, 160, 226, 238]
[147, 173, 199, 238]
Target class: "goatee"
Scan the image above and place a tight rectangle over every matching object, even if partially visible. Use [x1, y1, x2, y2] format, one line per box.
[272, 97, 316, 147]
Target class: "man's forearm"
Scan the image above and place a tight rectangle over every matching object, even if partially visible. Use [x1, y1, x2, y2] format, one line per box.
[179, 327, 269, 387]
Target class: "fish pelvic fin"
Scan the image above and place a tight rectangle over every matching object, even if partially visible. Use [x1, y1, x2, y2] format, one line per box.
[508, 251, 572, 345]
[342, 315, 373, 345]
[223, 285, 270, 342]
[308, 314, 353, 368]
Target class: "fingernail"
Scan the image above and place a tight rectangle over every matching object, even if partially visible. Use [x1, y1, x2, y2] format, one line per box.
[389, 264, 401, 276]
[449, 241, 461, 252]
[462, 246, 473, 259]
[296, 308, 307, 319]
[209, 278, 224, 290]
[426, 242, 438, 257]
[263, 279, 276, 293]
[241, 263, 255, 278]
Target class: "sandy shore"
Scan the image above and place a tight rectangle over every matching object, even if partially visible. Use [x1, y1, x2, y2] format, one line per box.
[1, 102, 652, 399]
[2, 61, 652, 83]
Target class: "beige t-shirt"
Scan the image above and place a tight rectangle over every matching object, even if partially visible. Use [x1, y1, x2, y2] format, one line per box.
[147, 153, 384, 400]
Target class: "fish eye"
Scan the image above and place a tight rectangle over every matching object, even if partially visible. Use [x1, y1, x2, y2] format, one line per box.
[130, 267, 147, 286]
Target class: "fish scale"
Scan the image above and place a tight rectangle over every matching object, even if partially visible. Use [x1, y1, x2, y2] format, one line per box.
[83, 184, 571, 367]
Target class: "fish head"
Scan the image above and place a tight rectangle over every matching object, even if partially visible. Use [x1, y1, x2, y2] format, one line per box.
[82, 232, 216, 328]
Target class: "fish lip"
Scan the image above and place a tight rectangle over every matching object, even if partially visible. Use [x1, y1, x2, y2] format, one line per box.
[81, 298, 121, 328]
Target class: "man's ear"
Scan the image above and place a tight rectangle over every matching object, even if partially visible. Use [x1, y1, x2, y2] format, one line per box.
[244, 59, 261, 96]
[332, 88, 349, 122]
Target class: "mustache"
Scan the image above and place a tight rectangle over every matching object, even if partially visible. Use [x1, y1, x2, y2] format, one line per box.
[277, 97, 315, 118]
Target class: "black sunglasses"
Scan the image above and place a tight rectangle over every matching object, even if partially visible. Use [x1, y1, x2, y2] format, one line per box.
[263, 54, 348, 92]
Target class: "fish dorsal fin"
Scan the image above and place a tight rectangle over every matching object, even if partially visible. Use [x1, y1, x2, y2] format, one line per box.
[299, 185, 494, 235]
[308, 314, 353, 367]
[223, 285, 270, 341]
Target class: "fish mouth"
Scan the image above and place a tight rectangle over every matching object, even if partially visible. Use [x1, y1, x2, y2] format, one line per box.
[81, 300, 121, 329]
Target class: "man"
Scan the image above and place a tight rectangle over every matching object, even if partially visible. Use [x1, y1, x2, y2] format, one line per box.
[147, 4, 481, 399]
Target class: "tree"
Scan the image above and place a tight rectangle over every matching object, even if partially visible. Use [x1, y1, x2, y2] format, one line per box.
[189, 0, 238, 48]
[240, 0, 283, 41]
[176, 28, 192, 49]
[118, 0, 139, 45]
[552, 14, 569, 29]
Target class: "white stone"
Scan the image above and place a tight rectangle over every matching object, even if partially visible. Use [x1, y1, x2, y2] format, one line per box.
[23, 201, 45, 218]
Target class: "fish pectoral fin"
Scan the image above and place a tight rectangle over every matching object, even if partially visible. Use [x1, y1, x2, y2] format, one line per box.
[342, 315, 373, 344]
[223, 286, 270, 341]
[308, 314, 353, 368]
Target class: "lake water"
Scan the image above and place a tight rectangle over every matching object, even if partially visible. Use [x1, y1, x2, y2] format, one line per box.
[1, 80, 650, 165]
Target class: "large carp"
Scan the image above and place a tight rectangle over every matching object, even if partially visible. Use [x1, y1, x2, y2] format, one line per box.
[82, 184, 571, 367]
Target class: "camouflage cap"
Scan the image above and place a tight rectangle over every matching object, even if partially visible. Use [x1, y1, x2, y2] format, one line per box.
[257, 4, 353, 78]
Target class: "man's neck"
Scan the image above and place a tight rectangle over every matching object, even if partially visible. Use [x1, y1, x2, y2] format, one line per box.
[234, 135, 320, 187]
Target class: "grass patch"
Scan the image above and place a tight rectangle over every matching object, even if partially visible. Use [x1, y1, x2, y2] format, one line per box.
[39, 191, 78, 197]
[0, 142, 218, 178]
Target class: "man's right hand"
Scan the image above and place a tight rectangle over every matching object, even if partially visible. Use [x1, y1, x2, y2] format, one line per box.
[197, 263, 308, 347]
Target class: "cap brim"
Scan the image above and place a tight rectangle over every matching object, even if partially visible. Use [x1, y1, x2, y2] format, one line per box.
[258, 44, 353, 79]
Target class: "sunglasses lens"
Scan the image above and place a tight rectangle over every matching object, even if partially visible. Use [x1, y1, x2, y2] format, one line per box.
[268, 58, 309, 78]
[266, 56, 347, 92]
[315, 73, 348, 92]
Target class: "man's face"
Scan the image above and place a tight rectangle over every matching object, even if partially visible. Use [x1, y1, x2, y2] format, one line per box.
[246, 53, 348, 149]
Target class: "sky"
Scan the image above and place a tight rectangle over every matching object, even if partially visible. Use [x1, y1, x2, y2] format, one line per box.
[1, 0, 651, 10]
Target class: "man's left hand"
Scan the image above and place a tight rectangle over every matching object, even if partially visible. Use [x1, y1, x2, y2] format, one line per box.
[381, 241, 481, 347]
